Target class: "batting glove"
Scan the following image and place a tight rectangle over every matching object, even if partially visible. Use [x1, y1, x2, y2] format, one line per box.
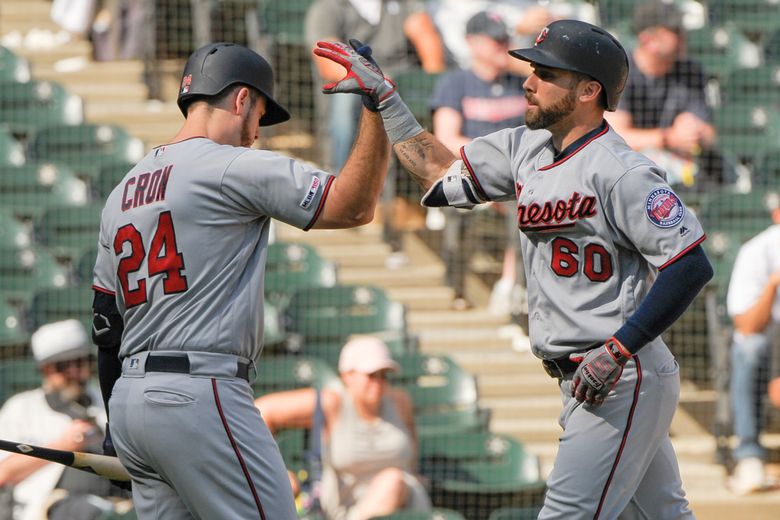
[314, 39, 396, 111]
[569, 337, 632, 407]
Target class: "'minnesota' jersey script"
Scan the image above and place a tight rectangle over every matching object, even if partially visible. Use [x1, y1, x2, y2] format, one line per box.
[93, 138, 334, 361]
[426, 122, 705, 359]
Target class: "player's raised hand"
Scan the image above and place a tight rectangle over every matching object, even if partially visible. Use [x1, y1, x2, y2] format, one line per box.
[569, 337, 632, 407]
[314, 39, 396, 110]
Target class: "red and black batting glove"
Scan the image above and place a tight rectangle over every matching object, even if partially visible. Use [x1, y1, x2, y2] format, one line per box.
[569, 337, 632, 408]
[313, 38, 396, 111]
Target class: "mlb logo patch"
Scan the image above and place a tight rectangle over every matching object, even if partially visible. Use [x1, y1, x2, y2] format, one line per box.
[645, 188, 684, 228]
[180, 74, 192, 94]
[129, 358, 139, 369]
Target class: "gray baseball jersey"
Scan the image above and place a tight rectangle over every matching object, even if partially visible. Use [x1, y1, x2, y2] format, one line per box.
[93, 137, 334, 361]
[92, 137, 333, 520]
[423, 121, 700, 519]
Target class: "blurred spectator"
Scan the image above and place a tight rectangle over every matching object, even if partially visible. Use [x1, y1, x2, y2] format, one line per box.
[305, 0, 447, 171]
[0, 320, 129, 520]
[91, 0, 145, 61]
[428, 10, 527, 312]
[605, 1, 729, 191]
[770, 376, 780, 409]
[255, 337, 431, 520]
[726, 194, 780, 495]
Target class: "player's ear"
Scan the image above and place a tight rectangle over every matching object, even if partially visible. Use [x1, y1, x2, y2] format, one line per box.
[234, 86, 252, 115]
[578, 80, 603, 106]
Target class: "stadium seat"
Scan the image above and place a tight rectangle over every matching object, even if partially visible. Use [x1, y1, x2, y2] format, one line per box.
[719, 65, 780, 106]
[699, 189, 777, 234]
[763, 27, 780, 65]
[75, 247, 98, 284]
[265, 242, 338, 308]
[713, 103, 780, 161]
[418, 432, 545, 520]
[0, 247, 70, 306]
[702, 230, 742, 303]
[753, 147, 780, 187]
[28, 285, 93, 332]
[258, 0, 313, 45]
[0, 163, 89, 220]
[393, 69, 443, 132]
[35, 203, 103, 261]
[252, 356, 340, 396]
[0, 300, 29, 351]
[0, 129, 25, 167]
[372, 510, 467, 520]
[487, 506, 543, 520]
[0, 210, 32, 250]
[28, 124, 144, 180]
[284, 285, 407, 342]
[686, 25, 761, 79]
[0, 46, 30, 83]
[0, 357, 39, 405]
[708, 0, 780, 36]
[95, 162, 134, 199]
[0, 80, 83, 137]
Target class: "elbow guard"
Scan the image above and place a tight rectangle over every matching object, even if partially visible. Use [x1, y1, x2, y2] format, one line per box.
[92, 291, 124, 350]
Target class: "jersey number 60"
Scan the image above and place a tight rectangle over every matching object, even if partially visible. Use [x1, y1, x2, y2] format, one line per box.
[114, 211, 188, 308]
[551, 237, 613, 282]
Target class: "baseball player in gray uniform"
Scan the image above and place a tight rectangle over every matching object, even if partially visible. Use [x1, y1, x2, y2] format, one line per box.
[315, 21, 714, 519]
[91, 42, 391, 519]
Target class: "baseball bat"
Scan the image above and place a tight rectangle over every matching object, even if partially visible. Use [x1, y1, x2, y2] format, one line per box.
[0, 439, 131, 481]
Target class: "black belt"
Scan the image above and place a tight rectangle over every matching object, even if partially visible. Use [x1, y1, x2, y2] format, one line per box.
[145, 354, 250, 381]
[542, 356, 580, 379]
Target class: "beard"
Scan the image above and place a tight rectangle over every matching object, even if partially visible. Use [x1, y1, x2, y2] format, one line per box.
[240, 111, 257, 147]
[525, 89, 578, 130]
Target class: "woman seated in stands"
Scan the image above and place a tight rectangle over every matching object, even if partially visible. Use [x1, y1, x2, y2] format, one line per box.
[255, 336, 431, 520]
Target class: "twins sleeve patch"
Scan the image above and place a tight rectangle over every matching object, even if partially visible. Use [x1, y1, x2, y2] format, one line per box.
[645, 188, 685, 228]
[300, 176, 321, 209]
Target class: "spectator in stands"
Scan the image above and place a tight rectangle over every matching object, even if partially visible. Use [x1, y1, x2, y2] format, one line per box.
[726, 193, 780, 494]
[605, 1, 727, 191]
[0, 320, 130, 520]
[305, 0, 447, 172]
[428, 10, 528, 312]
[255, 336, 431, 520]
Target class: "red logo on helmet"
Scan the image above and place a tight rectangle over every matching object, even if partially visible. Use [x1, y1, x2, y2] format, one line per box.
[535, 27, 549, 45]
[180, 74, 192, 94]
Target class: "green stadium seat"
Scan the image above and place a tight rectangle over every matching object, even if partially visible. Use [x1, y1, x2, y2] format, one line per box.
[0, 210, 32, 250]
[0, 163, 89, 220]
[393, 69, 443, 132]
[419, 432, 545, 520]
[252, 356, 339, 396]
[265, 242, 337, 308]
[35, 203, 103, 261]
[719, 65, 780, 106]
[372, 510, 467, 520]
[686, 25, 761, 79]
[698, 189, 777, 238]
[703, 230, 743, 303]
[0, 247, 70, 306]
[285, 285, 407, 342]
[0, 357, 39, 404]
[708, 0, 780, 36]
[95, 162, 134, 199]
[258, 0, 314, 45]
[28, 124, 144, 180]
[713, 103, 780, 161]
[764, 27, 780, 65]
[0, 300, 29, 351]
[28, 285, 94, 332]
[0, 80, 83, 136]
[0, 46, 30, 83]
[264, 300, 287, 346]
[0, 129, 25, 167]
[487, 506, 543, 520]
[753, 147, 780, 188]
[75, 247, 98, 285]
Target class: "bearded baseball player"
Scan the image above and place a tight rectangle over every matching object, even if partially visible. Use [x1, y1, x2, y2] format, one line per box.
[91, 42, 390, 519]
[315, 20, 714, 519]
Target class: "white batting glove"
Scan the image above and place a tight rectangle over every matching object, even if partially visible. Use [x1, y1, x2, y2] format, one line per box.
[570, 337, 632, 407]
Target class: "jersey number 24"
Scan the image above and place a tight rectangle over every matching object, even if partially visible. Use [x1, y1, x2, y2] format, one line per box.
[114, 211, 188, 307]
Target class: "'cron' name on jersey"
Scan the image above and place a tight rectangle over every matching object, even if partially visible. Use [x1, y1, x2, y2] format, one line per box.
[517, 191, 597, 230]
[121, 165, 173, 211]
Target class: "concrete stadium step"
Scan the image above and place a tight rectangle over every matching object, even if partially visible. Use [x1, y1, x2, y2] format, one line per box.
[276, 223, 384, 246]
[450, 349, 541, 376]
[33, 59, 145, 83]
[407, 308, 508, 329]
[1, 0, 52, 17]
[338, 263, 444, 288]
[416, 327, 514, 352]
[61, 81, 149, 104]
[386, 286, 454, 312]
[1, 19, 63, 34]
[480, 395, 561, 420]
[120, 122, 182, 149]
[11, 39, 92, 65]
[478, 373, 562, 399]
[317, 243, 391, 268]
[85, 101, 180, 125]
[490, 417, 561, 444]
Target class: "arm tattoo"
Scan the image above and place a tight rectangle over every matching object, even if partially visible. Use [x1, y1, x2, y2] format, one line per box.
[394, 133, 452, 190]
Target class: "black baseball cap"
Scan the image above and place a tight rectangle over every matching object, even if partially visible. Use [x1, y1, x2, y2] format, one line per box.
[631, 1, 684, 34]
[466, 11, 510, 42]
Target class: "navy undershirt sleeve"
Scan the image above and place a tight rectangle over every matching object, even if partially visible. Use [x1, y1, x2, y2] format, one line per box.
[614, 244, 714, 354]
